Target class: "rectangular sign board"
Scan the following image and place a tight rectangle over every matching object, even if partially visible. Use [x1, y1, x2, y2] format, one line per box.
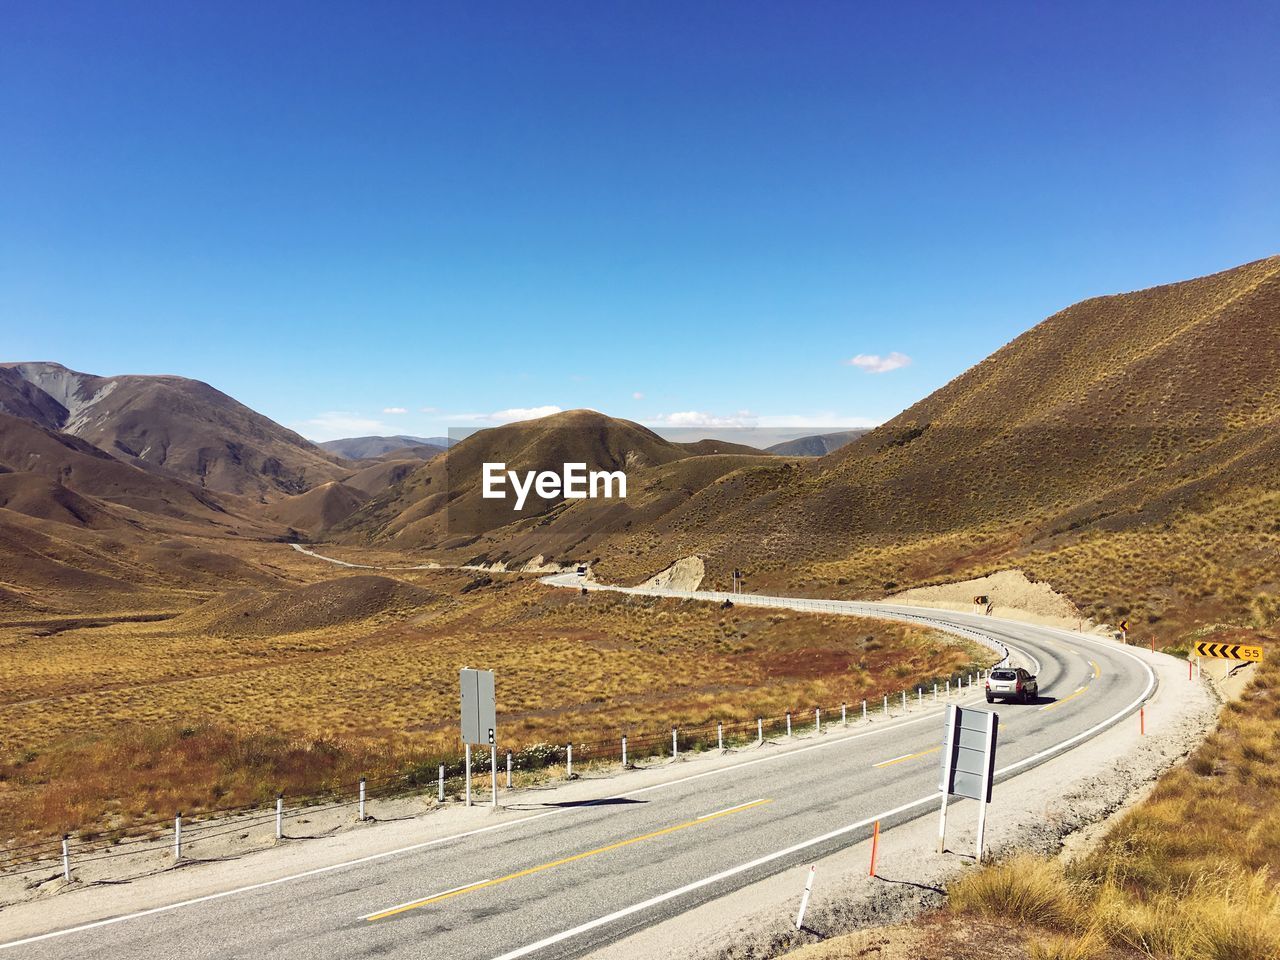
[938, 704, 998, 802]
[460, 668, 496, 745]
[1194, 641, 1263, 662]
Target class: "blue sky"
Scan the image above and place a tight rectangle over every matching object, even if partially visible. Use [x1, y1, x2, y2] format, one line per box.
[3, 2, 1277, 441]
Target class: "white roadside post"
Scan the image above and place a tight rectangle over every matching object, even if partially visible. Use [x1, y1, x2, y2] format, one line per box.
[61, 835, 71, 882]
[786, 711, 792, 737]
[918, 687, 923, 708]
[718, 722, 724, 751]
[672, 728, 679, 759]
[795, 865, 816, 930]
[901, 691, 907, 712]
[757, 718, 763, 744]
[358, 777, 367, 821]
[507, 750, 513, 789]
[174, 812, 182, 861]
[465, 744, 473, 807]
[814, 708, 821, 735]
[842, 702, 847, 725]
[622, 735, 628, 767]
[862, 699, 867, 722]
[937, 706, 957, 853]
[975, 710, 997, 862]
[490, 744, 498, 810]
[438, 764, 445, 802]
[567, 743, 574, 778]
[276, 793, 284, 839]
[883, 694, 888, 717]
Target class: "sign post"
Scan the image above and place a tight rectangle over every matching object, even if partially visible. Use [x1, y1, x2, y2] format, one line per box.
[460, 668, 497, 810]
[937, 704, 999, 861]
[1119, 619, 1130, 643]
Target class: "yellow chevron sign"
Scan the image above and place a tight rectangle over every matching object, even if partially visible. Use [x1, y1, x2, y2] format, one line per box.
[1194, 641, 1263, 662]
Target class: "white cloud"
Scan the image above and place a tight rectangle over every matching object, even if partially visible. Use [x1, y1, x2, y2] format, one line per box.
[844, 351, 912, 374]
[296, 412, 393, 442]
[382, 406, 408, 414]
[419, 406, 439, 414]
[453, 405, 564, 425]
[651, 410, 759, 428]
[632, 391, 645, 400]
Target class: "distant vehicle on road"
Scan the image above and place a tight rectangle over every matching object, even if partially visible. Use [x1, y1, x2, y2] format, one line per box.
[576, 565, 588, 574]
[986, 667, 1038, 704]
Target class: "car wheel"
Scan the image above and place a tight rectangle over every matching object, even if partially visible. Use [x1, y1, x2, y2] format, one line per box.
[985, 695, 993, 703]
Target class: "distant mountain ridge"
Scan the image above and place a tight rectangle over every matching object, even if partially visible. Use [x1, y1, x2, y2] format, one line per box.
[0, 362, 345, 498]
[319, 435, 454, 460]
[765, 429, 867, 456]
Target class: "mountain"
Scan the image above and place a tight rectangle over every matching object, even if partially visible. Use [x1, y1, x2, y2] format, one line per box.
[581, 255, 1280, 632]
[265, 481, 369, 538]
[319, 435, 453, 460]
[0, 412, 290, 614]
[333, 409, 775, 556]
[0, 363, 345, 499]
[766, 429, 868, 457]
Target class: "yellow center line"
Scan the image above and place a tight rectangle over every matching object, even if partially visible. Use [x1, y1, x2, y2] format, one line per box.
[1090, 661, 1101, 679]
[362, 797, 773, 922]
[873, 745, 940, 768]
[1040, 686, 1088, 712]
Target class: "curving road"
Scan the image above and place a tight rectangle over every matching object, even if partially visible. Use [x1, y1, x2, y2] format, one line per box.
[1, 573, 1154, 960]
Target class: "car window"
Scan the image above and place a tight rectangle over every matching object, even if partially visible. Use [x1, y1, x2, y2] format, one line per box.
[991, 669, 1017, 680]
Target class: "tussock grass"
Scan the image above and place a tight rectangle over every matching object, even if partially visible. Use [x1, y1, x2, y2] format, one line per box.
[949, 854, 1085, 929]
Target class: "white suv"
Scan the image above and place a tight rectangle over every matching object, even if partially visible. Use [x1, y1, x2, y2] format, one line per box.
[986, 666, 1038, 704]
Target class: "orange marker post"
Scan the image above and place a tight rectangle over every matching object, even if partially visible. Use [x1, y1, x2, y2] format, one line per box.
[1140, 706, 1145, 735]
[869, 819, 880, 877]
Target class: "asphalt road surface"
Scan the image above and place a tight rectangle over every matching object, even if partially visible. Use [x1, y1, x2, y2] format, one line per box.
[1, 577, 1153, 960]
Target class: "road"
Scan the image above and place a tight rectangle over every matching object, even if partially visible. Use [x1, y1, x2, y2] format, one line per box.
[1, 574, 1154, 960]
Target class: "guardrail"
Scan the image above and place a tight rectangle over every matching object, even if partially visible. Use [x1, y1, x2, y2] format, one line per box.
[1, 668, 994, 886]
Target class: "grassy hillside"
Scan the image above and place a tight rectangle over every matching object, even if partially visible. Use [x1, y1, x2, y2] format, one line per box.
[583, 255, 1280, 636]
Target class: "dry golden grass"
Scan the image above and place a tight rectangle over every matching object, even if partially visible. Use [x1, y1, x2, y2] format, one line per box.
[0, 555, 992, 841]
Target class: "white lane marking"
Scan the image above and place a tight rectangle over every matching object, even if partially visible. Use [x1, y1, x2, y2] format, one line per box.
[697, 799, 765, 821]
[358, 878, 494, 921]
[875, 751, 914, 766]
[491, 646, 1157, 960]
[0, 697, 975, 950]
[487, 794, 937, 960]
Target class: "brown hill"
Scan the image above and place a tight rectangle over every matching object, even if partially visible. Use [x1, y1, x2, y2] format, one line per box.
[1, 362, 345, 498]
[265, 481, 369, 538]
[190, 575, 437, 636]
[341, 458, 423, 496]
[0, 412, 232, 525]
[335, 409, 699, 549]
[581, 255, 1280, 632]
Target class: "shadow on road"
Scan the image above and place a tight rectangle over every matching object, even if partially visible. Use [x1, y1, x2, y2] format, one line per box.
[509, 797, 648, 810]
